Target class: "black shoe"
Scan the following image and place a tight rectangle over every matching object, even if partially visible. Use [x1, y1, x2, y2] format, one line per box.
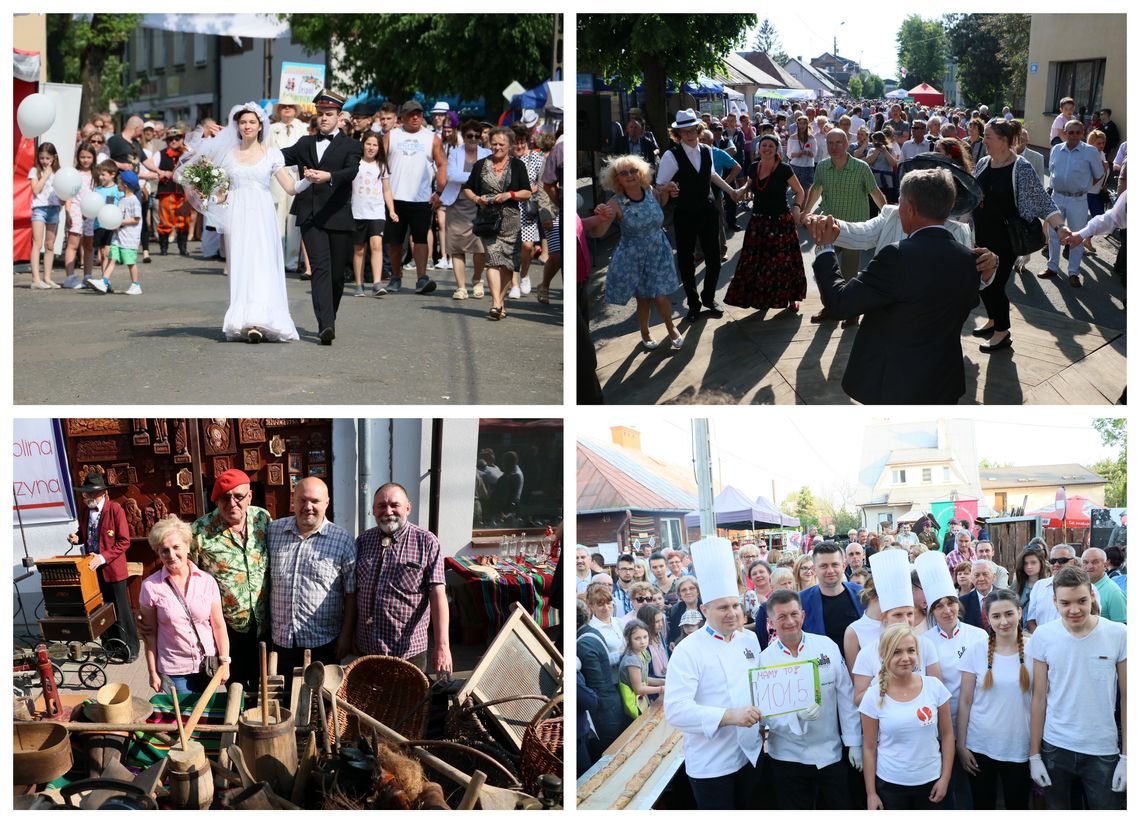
[1068, 274, 1082, 288]
[971, 326, 996, 338]
[319, 327, 335, 345]
[300, 272, 313, 281]
[809, 309, 831, 324]
[247, 328, 263, 344]
[979, 334, 1012, 353]
[841, 316, 860, 329]
[684, 307, 701, 322]
[703, 301, 724, 318]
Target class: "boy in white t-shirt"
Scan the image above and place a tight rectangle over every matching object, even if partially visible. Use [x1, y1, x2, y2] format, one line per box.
[93, 171, 143, 295]
[1029, 565, 1126, 809]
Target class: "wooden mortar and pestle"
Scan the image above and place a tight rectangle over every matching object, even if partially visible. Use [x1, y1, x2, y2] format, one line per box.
[236, 642, 298, 796]
[165, 666, 226, 810]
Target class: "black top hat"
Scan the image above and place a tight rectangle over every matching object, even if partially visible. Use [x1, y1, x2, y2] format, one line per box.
[898, 152, 984, 215]
[76, 473, 109, 493]
[312, 89, 347, 110]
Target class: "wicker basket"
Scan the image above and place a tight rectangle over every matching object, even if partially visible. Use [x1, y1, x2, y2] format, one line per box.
[444, 693, 548, 756]
[519, 694, 562, 797]
[334, 655, 431, 745]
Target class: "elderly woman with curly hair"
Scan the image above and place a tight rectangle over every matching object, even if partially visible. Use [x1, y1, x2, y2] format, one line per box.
[590, 153, 684, 351]
[139, 515, 230, 695]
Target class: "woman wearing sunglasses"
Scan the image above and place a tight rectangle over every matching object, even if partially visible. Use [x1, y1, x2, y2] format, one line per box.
[440, 119, 489, 299]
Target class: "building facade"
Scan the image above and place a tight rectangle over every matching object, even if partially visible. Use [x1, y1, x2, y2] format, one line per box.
[979, 464, 1105, 515]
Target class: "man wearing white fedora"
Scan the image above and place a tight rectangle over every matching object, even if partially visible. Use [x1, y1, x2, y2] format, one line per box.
[656, 108, 749, 322]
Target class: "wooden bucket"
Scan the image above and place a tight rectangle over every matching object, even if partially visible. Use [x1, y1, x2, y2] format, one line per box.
[238, 706, 297, 795]
[94, 683, 133, 724]
[14, 723, 73, 787]
[167, 740, 214, 810]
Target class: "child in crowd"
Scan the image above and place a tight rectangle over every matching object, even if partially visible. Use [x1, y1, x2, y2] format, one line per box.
[619, 618, 664, 718]
[28, 142, 62, 289]
[95, 170, 143, 295]
[678, 608, 704, 639]
[63, 141, 97, 289]
[351, 132, 393, 297]
[90, 160, 123, 291]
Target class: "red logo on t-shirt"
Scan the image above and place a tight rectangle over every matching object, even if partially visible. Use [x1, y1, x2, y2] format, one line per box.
[916, 706, 934, 725]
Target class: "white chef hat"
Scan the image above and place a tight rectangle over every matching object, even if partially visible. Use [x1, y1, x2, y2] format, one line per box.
[914, 550, 957, 606]
[689, 536, 739, 603]
[869, 549, 913, 612]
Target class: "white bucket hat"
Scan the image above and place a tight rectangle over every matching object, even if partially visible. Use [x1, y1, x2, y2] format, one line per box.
[671, 108, 702, 130]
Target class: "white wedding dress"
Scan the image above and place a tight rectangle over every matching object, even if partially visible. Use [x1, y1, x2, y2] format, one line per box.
[219, 147, 299, 341]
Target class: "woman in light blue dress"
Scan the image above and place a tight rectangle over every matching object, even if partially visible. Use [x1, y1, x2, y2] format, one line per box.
[591, 154, 683, 351]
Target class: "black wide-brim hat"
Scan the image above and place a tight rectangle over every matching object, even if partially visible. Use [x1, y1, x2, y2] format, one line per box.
[76, 472, 109, 493]
[898, 151, 984, 215]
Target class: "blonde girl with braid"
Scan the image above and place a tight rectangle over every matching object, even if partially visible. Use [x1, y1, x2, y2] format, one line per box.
[858, 622, 954, 809]
[954, 588, 1034, 808]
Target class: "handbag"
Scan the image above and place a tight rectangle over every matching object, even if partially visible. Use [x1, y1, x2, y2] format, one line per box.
[473, 203, 503, 237]
[165, 577, 220, 678]
[1004, 213, 1045, 256]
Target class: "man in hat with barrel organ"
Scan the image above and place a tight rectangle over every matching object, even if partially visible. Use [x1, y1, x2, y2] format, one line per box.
[67, 472, 140, 661]
[664, 536, 763, 809]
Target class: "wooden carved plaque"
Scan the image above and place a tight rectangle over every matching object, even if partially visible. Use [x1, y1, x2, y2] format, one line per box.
[179, 493, 196, 515]
[213, 456, 233, 476]
[176, 468, 193, 490]
[132, 419, 151, 446]
[267, 464, 284, 485]
[243, 448, 261, 472]
[264, 419, 303, 427]
[123, 498, 144, 537]
[268, 436, 285, 457]
[75, 438, 125, 462]
[203, 419, 236, 456]
[238, 419, 266, 443]
[66, 419, 130, 437]
[77, 464, 107, 486]
[173, 421, 191, 463]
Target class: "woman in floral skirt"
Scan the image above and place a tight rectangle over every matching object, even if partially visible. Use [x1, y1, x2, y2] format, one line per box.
[724, 134, 807, 313]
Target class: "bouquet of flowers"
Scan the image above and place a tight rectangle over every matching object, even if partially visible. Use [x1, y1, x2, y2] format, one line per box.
[180, 156, 229, 206]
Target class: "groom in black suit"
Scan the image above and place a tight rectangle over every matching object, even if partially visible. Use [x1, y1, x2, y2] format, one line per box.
[809, 168, 992, 405]
[280, 89, 362, 345]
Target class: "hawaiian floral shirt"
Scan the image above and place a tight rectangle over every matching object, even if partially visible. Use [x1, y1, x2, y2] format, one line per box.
[189, 506, 270, 634]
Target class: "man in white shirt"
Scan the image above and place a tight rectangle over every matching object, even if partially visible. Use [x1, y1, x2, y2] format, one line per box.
[895, 521, 919, 549]
[575, 545, 593, 594]
[1026, 544, 1098, 631]
[760, 588, 862, 809]
[665, 537, 763, 809]
[901, 120, 928, 162]
[267, 101, 306, 272]
[849, 106, 866, 135]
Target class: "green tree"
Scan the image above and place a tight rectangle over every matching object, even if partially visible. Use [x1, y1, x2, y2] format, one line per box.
[46, 14, 143, 122]
[896, 15, 948, 89]
[753, 17, 788, 64]
[863, 73, 885, 99]
[847, 75, 863, 99]
[982, 13, 1030, 111]
[780, 484, 820, 529]
[978, 458, 1013, 469]
[1092, 418, 1126, 507]
[944, 14, 1029, 111]
[286, 14, 556, 116]
[579, 14, 756, 149]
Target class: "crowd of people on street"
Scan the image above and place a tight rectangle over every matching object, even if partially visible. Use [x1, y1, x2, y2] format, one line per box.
[581, 95, 1126, 404]
[69, 469, 451, 700]
[23, 94, 563, 336]
[576, 518, 1127, 810]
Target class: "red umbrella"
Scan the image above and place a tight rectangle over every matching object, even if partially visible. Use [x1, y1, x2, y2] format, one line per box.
[1025, 495, 1096, 529]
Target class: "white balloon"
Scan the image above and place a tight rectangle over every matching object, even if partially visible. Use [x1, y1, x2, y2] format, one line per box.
[17, 93, 56, 139]
[97, 204, 124, 231]
[80, 191, 105, 219]
[52, 167, 83, 200]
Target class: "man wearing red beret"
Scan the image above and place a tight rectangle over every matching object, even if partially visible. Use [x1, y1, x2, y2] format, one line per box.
[189, 469, 270, 692]
[67, 472, 139, 661]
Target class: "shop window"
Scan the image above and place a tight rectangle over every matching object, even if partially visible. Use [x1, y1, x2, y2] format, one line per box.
[474, 419, 562, 533]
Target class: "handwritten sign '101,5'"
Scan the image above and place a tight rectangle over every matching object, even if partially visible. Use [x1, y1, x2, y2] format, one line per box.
[748, 659, 821, 717]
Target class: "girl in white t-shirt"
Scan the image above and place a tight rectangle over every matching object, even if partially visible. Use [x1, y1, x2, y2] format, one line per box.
[860, 623, 954, 809]
[351, 132, 394, 297]
[28, 142, 63, 289]
[852, 602, 943, 704]
[955, 589, 1034, 809]
[62, 141, 98, 288]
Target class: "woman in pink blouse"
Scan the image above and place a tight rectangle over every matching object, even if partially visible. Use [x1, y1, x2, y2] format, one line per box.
[139, 515, 230, 694]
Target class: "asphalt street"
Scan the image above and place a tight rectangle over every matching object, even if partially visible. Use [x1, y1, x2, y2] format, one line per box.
[14, 242, 564, 405]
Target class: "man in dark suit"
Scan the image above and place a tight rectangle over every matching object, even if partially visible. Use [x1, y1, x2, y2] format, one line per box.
[808, 167, 992, 404]
[66, 473, 139, 661]
[280, 89, 363, 345]
[959, 560, 997, 629]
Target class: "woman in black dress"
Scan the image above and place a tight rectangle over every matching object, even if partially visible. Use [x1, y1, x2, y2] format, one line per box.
[723, 134, 807, 313]
[971, 119, 1065, 352]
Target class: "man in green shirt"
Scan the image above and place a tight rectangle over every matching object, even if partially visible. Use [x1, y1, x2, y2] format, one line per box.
[1082, 547, 1127, 623]
[190, 469, 271, 692]
[804, 129, 885, 326]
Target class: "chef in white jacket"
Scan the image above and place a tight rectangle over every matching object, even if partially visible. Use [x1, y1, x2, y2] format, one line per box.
[759, 587, 862, 808]
[665, 536, 763, 809]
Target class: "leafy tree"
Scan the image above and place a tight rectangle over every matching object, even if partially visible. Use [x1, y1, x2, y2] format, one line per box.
[863, 74, 885, 99]
[944, 14, 1029, 111]
[579, 14, 756, 148]
[753, 18, 783, 57]
[982, 14, 1030, 111]
[1092, 418, 1126, 507]
[896, 15, 948, 89]
[978, 458, 1013, 469]
[780, 484, 821, 529]
[847, 75, 863, 99]
[46, 14, 143, 122]
[286, 14, 555, 116]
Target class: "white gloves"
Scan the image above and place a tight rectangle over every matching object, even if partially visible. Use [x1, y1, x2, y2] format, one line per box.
[1111, 755, 1127, 792]
[1028, 754, 1051, 788]
[848, 746, 863, 771]
[797, 702, 821, 722]
[294, 178, 312, 194]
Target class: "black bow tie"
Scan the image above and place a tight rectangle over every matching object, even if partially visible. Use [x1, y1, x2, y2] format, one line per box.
[316, 132, 335, 142]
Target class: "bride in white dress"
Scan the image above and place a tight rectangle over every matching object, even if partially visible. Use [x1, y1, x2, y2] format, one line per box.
[180, 103, 307, 342]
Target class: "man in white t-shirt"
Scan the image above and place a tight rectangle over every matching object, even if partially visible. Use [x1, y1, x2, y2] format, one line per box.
[1028, 566, 1126, 808]
[267, 101, 306, 272]
[1026, 545, 1099, 631]
[849, 106, 867, 135]
[383, 99, 448, 295]
[901, 121, 928, 162]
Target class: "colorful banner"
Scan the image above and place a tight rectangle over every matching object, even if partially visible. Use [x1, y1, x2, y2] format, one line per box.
[932, 499, 979, 543]
[13, 419, 74, 525]
[279, 62, 326, 106]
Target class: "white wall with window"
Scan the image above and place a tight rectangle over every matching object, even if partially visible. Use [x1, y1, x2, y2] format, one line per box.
[659, 517, 684, 550]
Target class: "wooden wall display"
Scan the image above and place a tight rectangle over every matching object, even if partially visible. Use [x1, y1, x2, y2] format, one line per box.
[132, 419, 150, 446]
[265, 419, 304, 427]
[176, 468, 193, 489]
[267, 464, 285, 485]
[66, 419, 130, 437]
[123, 498, 145, 537]
[269, 436, 285, 457]
[238, 419, 266, 443]
[213, 455, 233, 476]
[202, 418, 236, 456]
[179, 493, 196, 515]
[243, 448, 261, 472]
[108, 463, 131, 486]
[76, 464, 107, 486]
[173, 421, 191, 463]
[74, 437, 126, 462]
[144, 496, 170, 532]
[153, 419, 171, 454]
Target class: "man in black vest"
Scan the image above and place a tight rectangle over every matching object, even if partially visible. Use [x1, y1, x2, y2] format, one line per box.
[654, 108, 747, 322]
[280, 89, 363, 345]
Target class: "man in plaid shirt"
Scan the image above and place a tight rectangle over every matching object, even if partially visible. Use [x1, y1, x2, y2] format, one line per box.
[354, 482, 452, 680]
[268, 477, 356, 694]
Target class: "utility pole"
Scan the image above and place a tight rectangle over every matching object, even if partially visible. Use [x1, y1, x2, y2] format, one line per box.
[692, 420, 716, 539]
